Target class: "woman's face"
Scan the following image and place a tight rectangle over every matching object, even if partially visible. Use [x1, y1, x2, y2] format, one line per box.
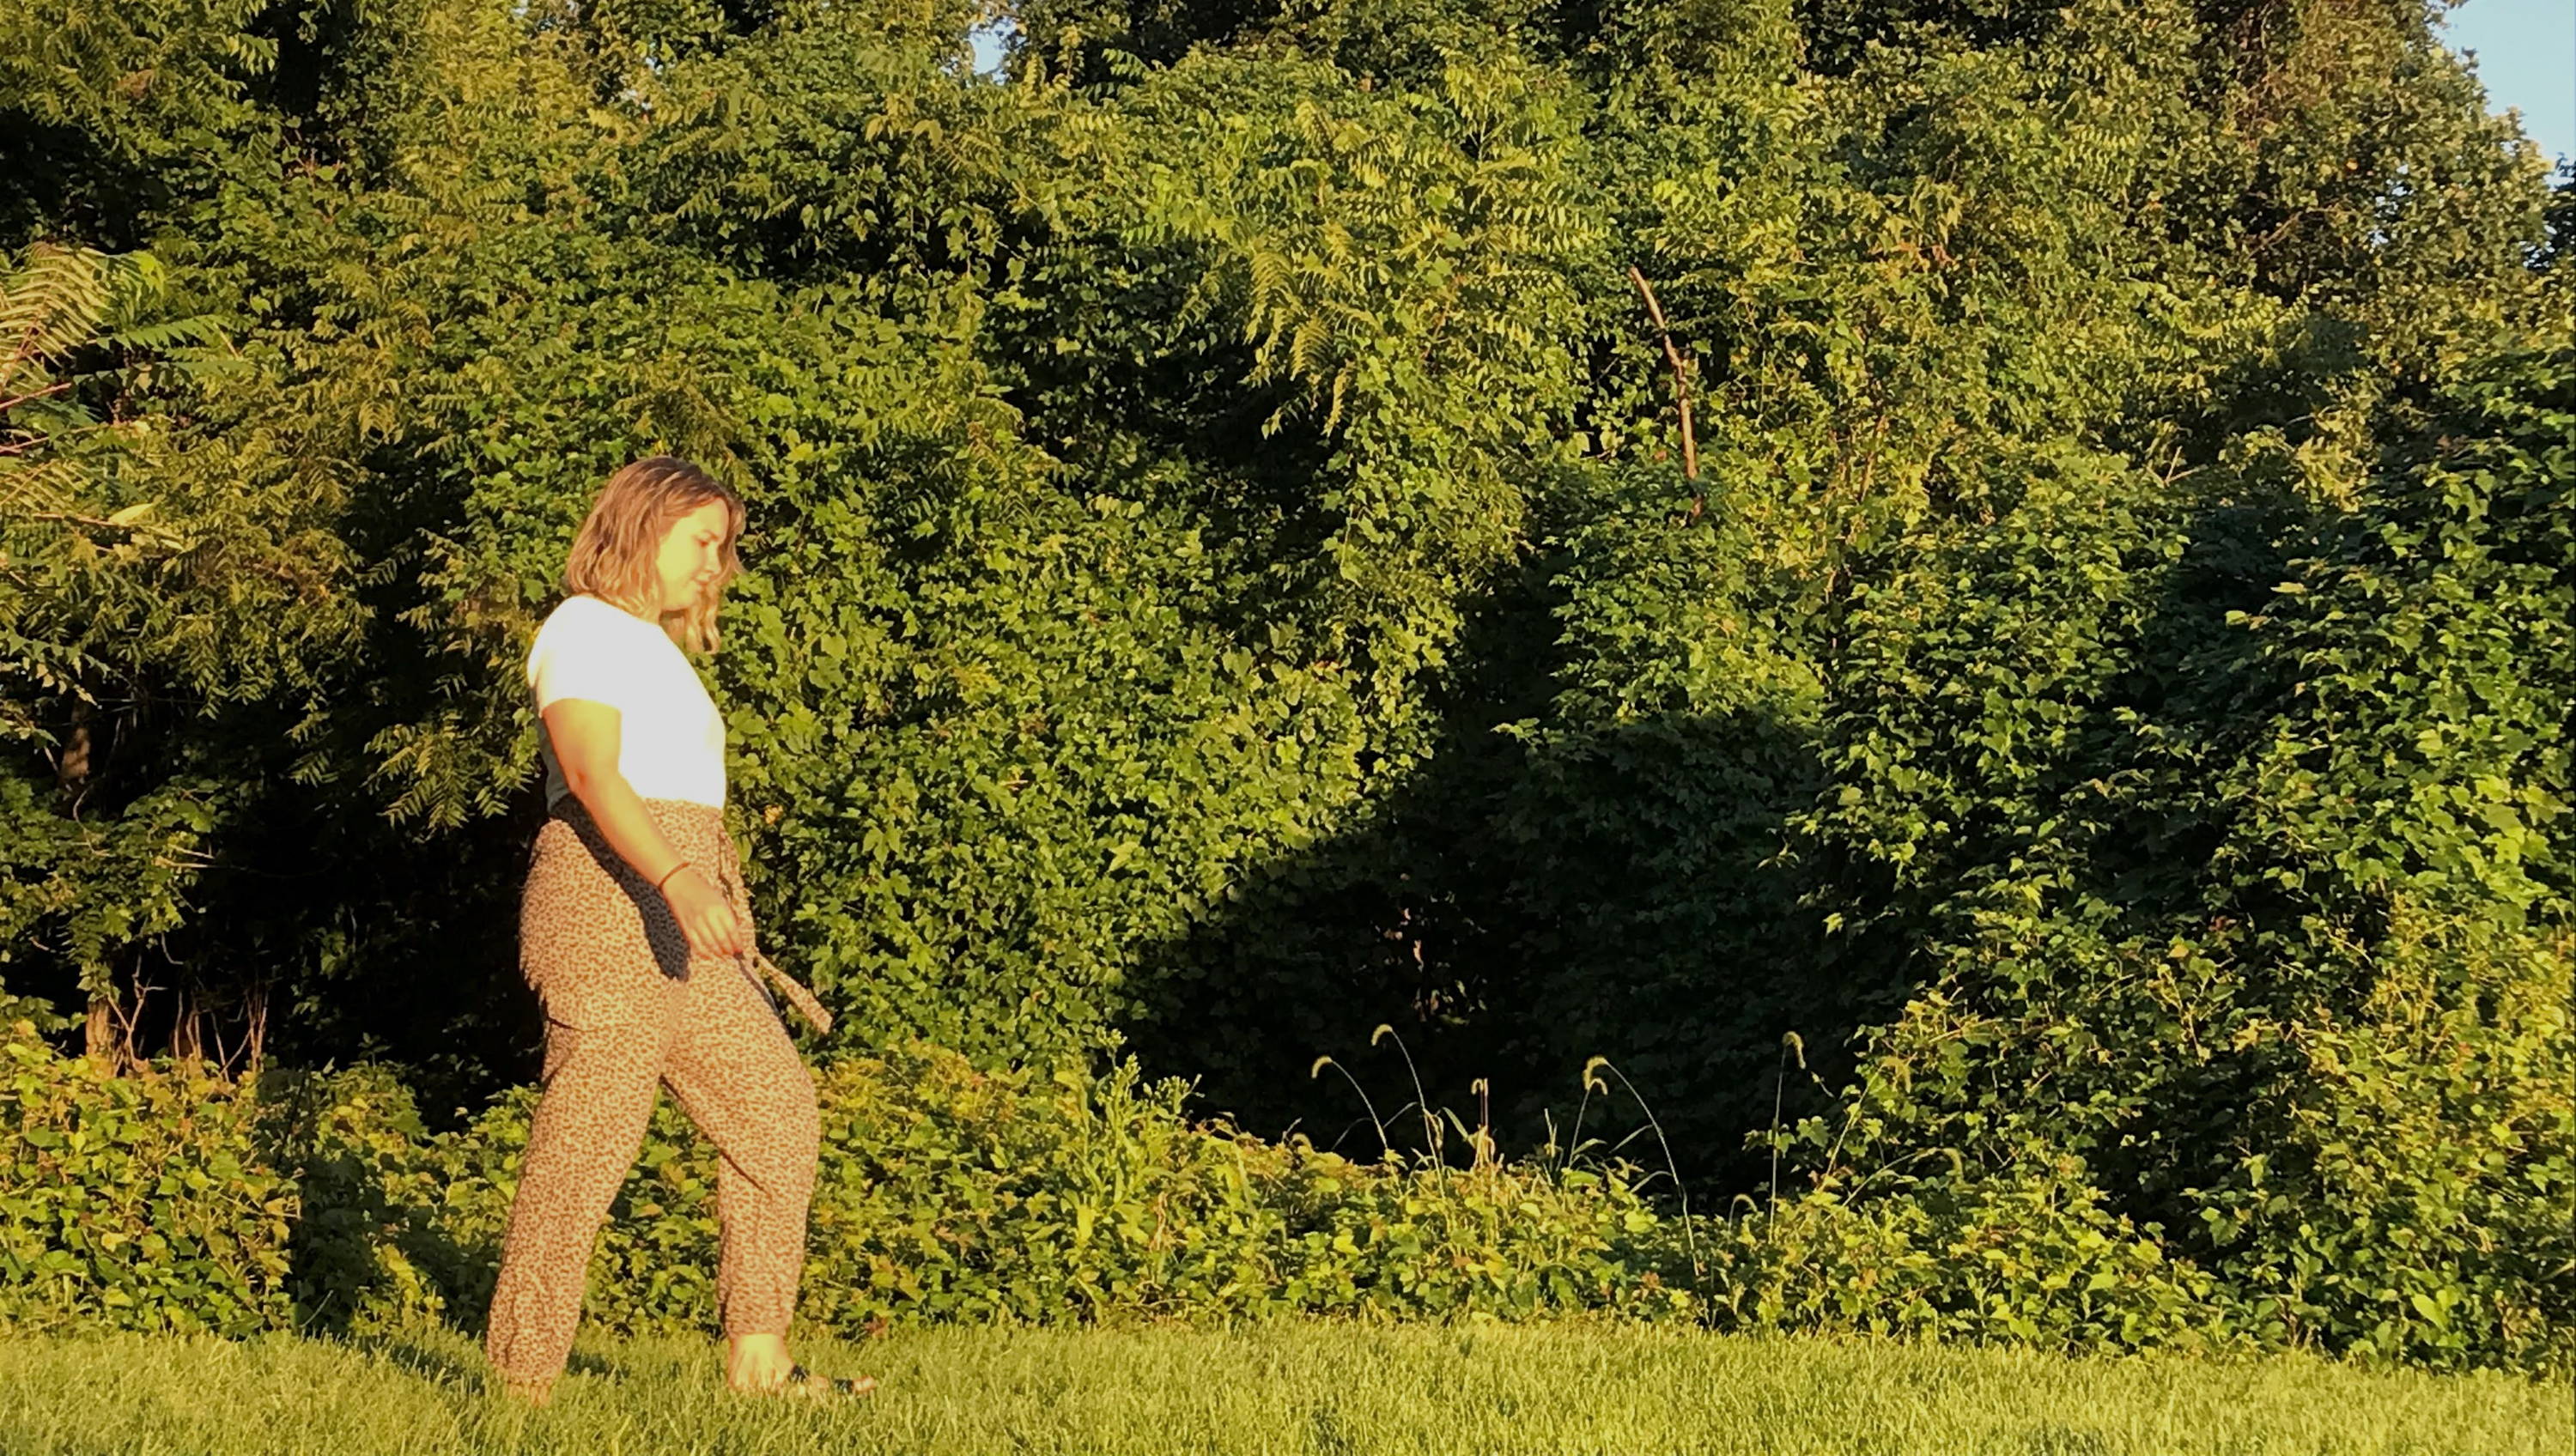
[654, 498, 733, 614]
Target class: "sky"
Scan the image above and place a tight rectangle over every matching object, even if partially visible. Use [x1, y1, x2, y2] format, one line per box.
[969, 7, 2573, 169]
[968, 21, 1009, 76]
[2439, 0, 2574, 170]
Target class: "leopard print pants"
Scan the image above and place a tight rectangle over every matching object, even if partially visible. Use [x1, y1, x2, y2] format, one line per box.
[483, 796, 820, 1389]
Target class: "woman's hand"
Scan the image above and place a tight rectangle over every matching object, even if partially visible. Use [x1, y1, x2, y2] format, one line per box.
[539, 701, 744, 960]
[660, 865, 747, 960]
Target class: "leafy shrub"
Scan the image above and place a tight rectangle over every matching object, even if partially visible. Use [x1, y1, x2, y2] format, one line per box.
[1770, 346, 2576, 1374]
[0, 1025, 1697, 1340]
[1699, 1168, 2233, 1352]
[8, 1019, 2567, 1374]
[0, 1025, 291, 1335]
[392, 1042, 1698, 1336]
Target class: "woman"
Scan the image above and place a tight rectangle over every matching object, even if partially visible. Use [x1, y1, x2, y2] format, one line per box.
[484, 456, 869, 1406]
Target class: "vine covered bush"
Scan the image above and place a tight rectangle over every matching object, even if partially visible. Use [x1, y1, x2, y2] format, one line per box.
[7, 1022, 1697, 1340]
[3, 0, 2569, 1376]
[0, 1028, 291, 1335]
[1760, 345, 2576, 1373]
[7, 1021, 2566, 1371]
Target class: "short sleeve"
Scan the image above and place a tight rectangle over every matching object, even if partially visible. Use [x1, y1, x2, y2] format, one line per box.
[528, 599, 645, 713]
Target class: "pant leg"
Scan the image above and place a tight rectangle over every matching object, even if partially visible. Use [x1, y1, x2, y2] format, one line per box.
[659, 950, 820, 1340]
[483, 1012, 671, 1385]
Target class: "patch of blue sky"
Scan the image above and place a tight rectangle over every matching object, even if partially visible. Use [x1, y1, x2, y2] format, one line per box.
[969, 18, 1015, 80]
[2437, 0, 2573, 170]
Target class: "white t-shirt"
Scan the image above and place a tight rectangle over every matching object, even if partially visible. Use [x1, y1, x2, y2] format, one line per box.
[526, 594, 726, 809]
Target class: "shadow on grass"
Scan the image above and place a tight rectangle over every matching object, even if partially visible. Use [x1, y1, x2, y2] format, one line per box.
[329, 1326, 629, 1396]
[342, 1329, 483, 1386]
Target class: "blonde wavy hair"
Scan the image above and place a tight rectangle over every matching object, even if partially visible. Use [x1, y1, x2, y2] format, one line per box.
[562, 456, 746, 654]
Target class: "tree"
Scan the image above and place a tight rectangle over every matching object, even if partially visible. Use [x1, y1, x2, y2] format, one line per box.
[0, 241, 361, 1068]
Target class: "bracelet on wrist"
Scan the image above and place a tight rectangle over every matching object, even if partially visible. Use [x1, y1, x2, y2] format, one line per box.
[653, 861, 693, 893]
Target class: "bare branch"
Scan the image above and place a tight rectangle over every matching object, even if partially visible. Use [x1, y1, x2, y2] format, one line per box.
[1626, 265, 1699, 500]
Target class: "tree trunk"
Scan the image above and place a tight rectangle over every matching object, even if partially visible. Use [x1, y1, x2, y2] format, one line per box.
[244, 982, 268, 1085]
[58, 696, 98, 816]
[171, 987, 204, 1065]
[83, 991, 116, 1065]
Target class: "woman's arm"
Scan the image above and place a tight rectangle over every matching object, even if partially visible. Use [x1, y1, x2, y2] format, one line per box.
[543, 698, 746, 959]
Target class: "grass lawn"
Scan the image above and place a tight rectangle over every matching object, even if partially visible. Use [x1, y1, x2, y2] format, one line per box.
[0, 1321, 2561, 1455]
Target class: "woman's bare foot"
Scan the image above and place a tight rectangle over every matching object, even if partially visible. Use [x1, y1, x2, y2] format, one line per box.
[726, 1332, 801, 1392]
[725, 1332, 873, 1399]
[499, 1376, 556, 1408]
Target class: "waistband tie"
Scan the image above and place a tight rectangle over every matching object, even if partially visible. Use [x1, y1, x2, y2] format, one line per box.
[740, 949, 832, 1036]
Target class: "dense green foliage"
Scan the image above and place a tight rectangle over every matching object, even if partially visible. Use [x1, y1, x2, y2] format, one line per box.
[0, 1026, 292, 1334]
[6, 1021, 1698, 1338]
[2, 0, 2567, 1371]
[4, 1014, 2568, 1368]
[1784, 347, 2574, 1367]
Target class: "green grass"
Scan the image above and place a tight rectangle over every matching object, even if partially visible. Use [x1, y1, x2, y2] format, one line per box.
[0, 1322, 2561, 1455]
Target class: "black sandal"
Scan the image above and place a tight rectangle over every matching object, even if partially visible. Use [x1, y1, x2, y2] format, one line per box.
[760, 1363, 875, 1401]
